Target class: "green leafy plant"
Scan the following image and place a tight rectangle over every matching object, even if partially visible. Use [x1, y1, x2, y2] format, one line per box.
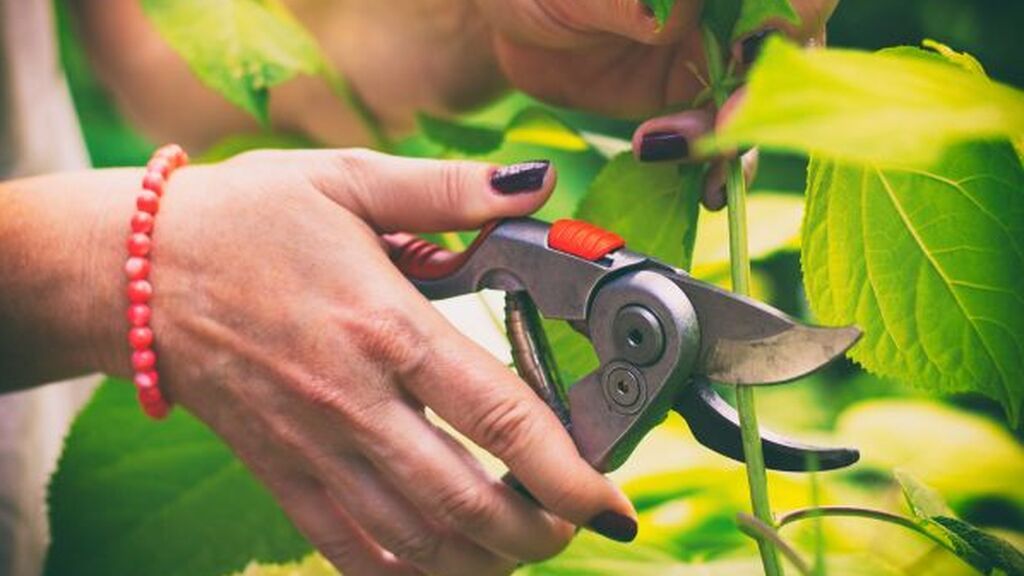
[47, 1, 1024, 575]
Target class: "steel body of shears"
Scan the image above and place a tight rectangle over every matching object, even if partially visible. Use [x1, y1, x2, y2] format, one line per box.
[385, 218, 861, 474]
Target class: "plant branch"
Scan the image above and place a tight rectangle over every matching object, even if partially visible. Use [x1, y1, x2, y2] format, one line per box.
[725, 158, 783, 576]
[777, 506, 951, 550]
[738, 513, 813, 576]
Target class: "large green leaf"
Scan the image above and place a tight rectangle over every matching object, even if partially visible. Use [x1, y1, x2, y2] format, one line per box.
[45, 381, 310, 576]
[140, 0, 326, 123]
[576, 153, 702, 270]
[802, 141, 1024, 425]
[705, 39, 1024, 167]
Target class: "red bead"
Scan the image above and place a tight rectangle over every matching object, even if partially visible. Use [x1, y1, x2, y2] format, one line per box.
[127, 279, 153, 303]
[132, 349, 157, 371]
[127, 303, 152, 326]
[124, 257, 150, 280]
[140, 394, 170, 420]
[156, 144, 184, 164]
[129, 326, 153, 349]
[127, 233, 151, 257]
[147, 157, 171, 178]
[137, 190, 160, 214]
[142, 171, 165, 194]
[131, 211, 154, 234]
[134, 369, 159, 391]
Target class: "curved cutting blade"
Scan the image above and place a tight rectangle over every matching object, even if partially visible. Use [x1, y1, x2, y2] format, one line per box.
[674, 378, 859, 471]
[669, 273, 861, 385]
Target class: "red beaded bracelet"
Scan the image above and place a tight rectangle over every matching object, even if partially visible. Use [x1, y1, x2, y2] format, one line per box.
[126, 144, 188, 419]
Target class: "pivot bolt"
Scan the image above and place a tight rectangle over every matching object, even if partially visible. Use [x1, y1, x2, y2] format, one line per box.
[612, 305, 665, 366]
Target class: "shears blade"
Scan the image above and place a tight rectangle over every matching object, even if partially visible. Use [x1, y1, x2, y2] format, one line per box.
[669, 274, 861, 385]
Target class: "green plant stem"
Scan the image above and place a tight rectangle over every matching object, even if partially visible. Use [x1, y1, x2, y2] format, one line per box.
[779, 506, 991, 576]
[778, 506, 951, 551]
[737, 513, 812, 576]
[726, 158, 784, 576]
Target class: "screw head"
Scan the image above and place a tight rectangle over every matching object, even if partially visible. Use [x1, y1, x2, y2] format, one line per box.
[612, 305, 665, 366]
[602, 366, 645, 413]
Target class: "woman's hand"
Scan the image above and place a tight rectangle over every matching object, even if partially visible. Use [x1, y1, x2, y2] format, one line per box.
[132, 150, 634, 576]
[472, 0, 837, 117]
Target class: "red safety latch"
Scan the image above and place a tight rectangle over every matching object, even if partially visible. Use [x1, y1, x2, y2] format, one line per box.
[547, 219, 625, 261]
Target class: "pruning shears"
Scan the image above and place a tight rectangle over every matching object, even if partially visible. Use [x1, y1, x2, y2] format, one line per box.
[384, 218, 861, 474]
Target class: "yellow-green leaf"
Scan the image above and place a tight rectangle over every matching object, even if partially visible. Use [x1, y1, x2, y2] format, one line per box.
[704, 39, 1024, 167]
[505, 108, 589, 152]
[141, 0, 326, 123]
[803, 141, 1024, 425]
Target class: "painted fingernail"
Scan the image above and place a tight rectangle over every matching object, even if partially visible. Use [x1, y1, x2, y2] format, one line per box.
[741, 29, 778, 65]
[639, 131, 690, 162]
[491, 160, 550, 195]
[586, 511, 638, 543]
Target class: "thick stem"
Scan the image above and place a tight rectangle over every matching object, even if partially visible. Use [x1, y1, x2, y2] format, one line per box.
[726, 158, 784, 576]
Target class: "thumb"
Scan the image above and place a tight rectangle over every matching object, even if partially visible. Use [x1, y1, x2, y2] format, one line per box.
[320, 149, 556, 234]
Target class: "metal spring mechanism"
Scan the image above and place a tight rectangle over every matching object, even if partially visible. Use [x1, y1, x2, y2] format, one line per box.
[504, 291, 573, 431]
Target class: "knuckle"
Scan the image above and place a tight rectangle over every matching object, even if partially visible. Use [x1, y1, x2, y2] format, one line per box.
[311, 148, 379, 203]
[471, 395, 538, 465]
[343, 306, 431, 383]
[434, 481, 494, 530]
[317, 537, 363, 569]
[381, 528, 443, 566]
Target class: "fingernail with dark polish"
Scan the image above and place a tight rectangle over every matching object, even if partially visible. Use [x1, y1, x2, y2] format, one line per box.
[742, 29, 777, 65]
[586, 511, 638, 543]
[639, 131, 690, 162]
[491, 160, 550, 195]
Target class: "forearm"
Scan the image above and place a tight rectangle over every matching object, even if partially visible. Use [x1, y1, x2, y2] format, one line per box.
[0, 170, 136, 393]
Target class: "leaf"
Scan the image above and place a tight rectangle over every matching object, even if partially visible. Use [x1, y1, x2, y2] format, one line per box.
[895, 471, 1024, 575]
[895, 469, 954, 519]
[506, 108, 589, 151]
[691, 192, 804, 278]
[922, 39, 987, 76]
[802, 141, 1024, 425]
[416, 108, 589, 156]
[932, 517, 1024, 576]
[576, 153, 702, 270]
[642, 0, 678, 26]
[704, 39, 1024, 167]
[140, 0, 326, 123]
[46, 381, 310, 576]
[701, 0, 742, 56]
[733, 0, 799, 40]
[416, 112, 504, 155]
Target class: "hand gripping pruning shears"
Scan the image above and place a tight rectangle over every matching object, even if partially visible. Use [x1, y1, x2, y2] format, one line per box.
[385, 218, 861, 474]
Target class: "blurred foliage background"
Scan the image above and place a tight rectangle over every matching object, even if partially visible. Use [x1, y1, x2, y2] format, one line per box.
[50, 0, 1023, 575]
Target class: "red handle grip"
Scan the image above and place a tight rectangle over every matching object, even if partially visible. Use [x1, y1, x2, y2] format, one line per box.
[383, 221, 498, 281]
